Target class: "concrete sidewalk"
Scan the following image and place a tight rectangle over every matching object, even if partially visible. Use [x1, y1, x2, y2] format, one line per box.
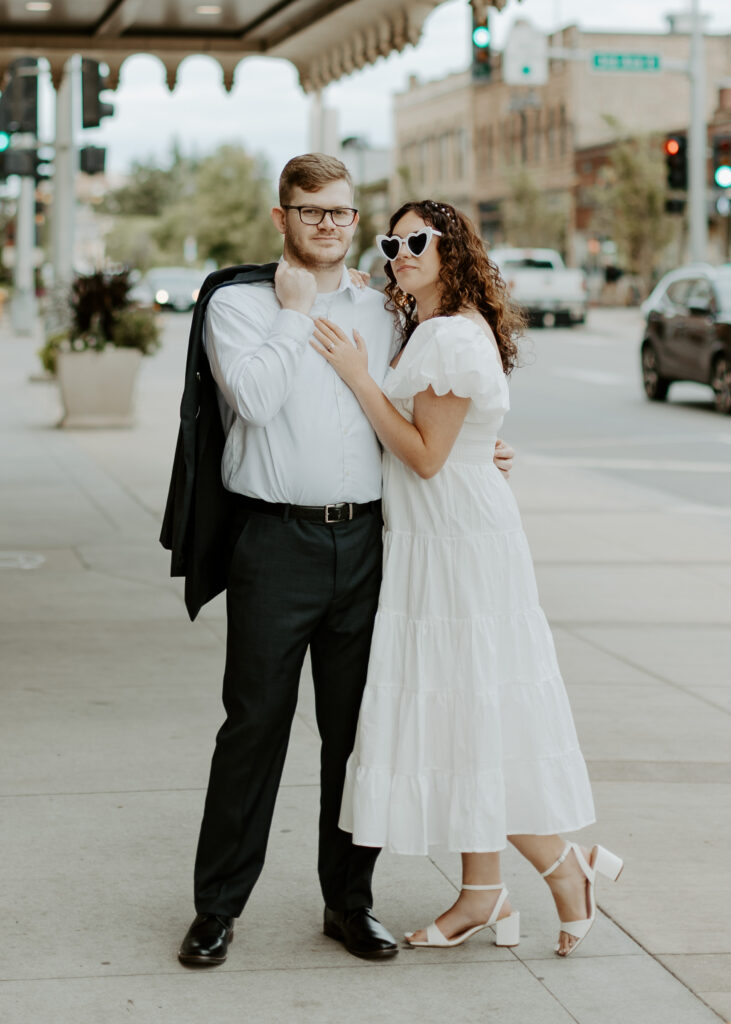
[1, 312, 729, 1024]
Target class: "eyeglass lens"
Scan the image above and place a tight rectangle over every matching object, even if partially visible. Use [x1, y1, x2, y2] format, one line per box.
[299, 207, 356, 226]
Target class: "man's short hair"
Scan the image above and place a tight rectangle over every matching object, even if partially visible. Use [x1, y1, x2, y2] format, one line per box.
[279, 153, 353, 205]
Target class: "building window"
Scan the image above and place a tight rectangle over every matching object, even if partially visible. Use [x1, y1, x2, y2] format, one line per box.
[455, 130, 465, 180]
[419, 139, 429, 183]
[487, 124, 493, 171]
[440, 133, 449, 181]
[533, 110, 541, 162]
[520, 111, 528, 164]
[547, 108, 555, 160]
[559, 104, 567, 157]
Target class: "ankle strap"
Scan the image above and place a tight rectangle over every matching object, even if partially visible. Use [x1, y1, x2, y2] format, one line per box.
[540, 842, 572, 879]
[461, 882, 504, 891]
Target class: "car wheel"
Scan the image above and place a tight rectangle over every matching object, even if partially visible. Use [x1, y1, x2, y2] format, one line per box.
[711, 354, 731, 415]
[641, 342, 670, 401]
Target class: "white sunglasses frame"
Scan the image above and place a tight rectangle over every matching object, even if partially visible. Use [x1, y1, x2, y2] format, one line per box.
[375, 226, 443, 262]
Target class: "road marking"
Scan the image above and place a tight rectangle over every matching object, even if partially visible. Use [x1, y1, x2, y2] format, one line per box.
[671, 504, 731, 516]
[0, 551, 46, 570]
[524, 455, 731, 472]
[533, 334, 611, 347]
[531, 433, 731, 450]
[552, 368, 632, 386]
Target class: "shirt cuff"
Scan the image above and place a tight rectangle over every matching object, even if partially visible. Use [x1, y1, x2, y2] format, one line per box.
[274, 307, 314, 342]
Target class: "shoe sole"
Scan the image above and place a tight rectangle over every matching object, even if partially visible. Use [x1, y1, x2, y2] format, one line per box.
[323, 923, 398, 960]
[177, 930, 233, 967]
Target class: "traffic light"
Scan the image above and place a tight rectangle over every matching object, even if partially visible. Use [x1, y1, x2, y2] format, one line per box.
[471, 12, 491, 80]
[713, 135, 731, 189]
[664, 134, 687, 190]
[3, 147, 52, 182]
[0, 93, 10, 154]
[2, 58, 39, 135]
[81, 59, 114, 129]
[79, 146, 106, 175]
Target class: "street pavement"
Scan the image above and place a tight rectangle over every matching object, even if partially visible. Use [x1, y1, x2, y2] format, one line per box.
[1, 307, 729, 1024]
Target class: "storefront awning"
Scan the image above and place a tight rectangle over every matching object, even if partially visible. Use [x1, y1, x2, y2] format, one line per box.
[0, 0, 514, 91]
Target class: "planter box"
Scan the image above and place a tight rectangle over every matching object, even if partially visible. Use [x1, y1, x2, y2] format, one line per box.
[56, 347, 143, 428]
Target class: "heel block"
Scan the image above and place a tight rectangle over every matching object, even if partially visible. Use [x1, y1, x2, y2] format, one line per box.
[494, 911, 520, 947]
[594, 846, 624, 882]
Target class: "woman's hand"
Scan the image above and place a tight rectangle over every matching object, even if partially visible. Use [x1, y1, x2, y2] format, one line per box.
[347, 267, 371, 290]
[310, 317, 370, 390]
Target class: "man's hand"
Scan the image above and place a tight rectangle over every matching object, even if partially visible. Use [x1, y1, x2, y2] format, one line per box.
[494, 438, 515, 478]
[275, 259, 317, 316]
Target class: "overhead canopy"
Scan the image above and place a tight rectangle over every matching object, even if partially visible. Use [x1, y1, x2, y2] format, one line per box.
[0, 0, 513, 92]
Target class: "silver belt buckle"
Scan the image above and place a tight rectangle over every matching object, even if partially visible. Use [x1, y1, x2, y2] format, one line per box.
[325, 502, 353, 523]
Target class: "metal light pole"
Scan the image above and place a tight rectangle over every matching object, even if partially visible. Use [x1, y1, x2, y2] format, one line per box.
[51, 57, 76, 292]
[10, 171, 37, 334]
[688, 0, 707, 262]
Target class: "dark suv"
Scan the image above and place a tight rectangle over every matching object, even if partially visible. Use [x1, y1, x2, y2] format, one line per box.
[641, 265, 731, 414]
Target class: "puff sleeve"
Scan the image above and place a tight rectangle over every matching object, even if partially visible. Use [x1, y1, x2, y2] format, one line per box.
[386, 316, 509, 419]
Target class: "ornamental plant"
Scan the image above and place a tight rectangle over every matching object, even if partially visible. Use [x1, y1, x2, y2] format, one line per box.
[38, 269, 161, 374]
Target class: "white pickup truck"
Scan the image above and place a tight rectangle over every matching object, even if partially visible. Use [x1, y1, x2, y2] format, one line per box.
[488, 248, 588, 327]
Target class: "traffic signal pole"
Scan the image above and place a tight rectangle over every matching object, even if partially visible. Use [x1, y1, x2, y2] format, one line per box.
[10, 169, 37, 335]
[51, 58, 76, 292]
[688, 0, 708, 263]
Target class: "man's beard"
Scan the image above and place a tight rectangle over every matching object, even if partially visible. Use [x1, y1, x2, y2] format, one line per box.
[286, 233, 347, 271]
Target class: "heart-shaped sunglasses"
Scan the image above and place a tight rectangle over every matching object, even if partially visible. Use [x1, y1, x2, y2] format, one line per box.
[375, 226, 443, 262]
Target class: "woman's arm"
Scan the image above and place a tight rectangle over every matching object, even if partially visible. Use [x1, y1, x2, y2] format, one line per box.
[311, 317, 469, 479]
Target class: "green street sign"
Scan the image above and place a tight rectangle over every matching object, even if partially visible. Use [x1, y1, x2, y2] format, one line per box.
[591, 52, 661, 72]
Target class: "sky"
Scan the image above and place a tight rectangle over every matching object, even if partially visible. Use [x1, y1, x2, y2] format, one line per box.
[37, 0, 731, 180]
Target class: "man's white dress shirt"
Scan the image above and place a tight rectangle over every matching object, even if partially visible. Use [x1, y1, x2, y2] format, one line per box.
[204, 268, 398, 505]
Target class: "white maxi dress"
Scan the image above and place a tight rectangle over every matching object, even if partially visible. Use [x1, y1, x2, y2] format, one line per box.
[339, 315, 596, 854]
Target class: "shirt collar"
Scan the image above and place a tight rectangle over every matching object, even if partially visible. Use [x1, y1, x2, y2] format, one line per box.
[338, 265, 359, 297]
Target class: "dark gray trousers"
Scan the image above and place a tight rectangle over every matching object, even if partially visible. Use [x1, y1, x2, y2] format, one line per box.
[193, 507, 382, 917]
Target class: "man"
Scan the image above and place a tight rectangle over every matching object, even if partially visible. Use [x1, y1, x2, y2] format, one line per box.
[177, 154, 513, 967]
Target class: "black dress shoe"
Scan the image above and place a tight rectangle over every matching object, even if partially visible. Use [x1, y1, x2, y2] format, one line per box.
[323, 906, 398, 960]
[178, 913, 234, 967]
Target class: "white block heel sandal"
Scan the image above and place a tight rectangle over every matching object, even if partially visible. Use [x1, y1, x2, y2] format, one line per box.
[541, 842, 624, 957]
[404, 883, 520, 949]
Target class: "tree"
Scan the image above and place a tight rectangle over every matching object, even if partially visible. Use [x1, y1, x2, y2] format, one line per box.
[591, 120, 674, 296]
[189, 146, 281, 266]
[502, 170, 568, 254]
[100, 143, 281, 269]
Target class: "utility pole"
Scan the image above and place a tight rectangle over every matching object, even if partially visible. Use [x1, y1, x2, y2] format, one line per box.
[688, 0, 708, 262]
[51, 57, 76, 292]
[10, 167, 37, 335]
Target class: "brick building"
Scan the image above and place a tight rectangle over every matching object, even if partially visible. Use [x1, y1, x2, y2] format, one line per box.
[392, 21, 731, 267]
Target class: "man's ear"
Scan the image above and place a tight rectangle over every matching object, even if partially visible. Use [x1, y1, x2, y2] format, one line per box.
[271, 207, 286, 235]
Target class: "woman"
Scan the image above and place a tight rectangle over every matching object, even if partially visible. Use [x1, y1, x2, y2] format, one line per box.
[311, 200, 622, 957]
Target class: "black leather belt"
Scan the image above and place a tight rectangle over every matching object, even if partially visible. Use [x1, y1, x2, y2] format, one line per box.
[239, 496, 381, 524]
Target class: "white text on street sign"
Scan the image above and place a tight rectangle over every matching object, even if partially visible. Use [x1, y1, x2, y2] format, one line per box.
[591, 53, 662, 72]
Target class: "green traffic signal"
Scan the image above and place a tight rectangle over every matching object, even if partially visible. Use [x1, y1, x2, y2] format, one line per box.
[715, 165, 731, 189]
[472, 25, 490, 47]
[0, 131, 10, 153]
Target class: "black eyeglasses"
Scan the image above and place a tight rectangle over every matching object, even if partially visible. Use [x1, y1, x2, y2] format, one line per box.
[282, 205, 358, 227]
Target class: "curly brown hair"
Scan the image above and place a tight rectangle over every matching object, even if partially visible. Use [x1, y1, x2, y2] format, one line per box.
[383, 200, 524, 374]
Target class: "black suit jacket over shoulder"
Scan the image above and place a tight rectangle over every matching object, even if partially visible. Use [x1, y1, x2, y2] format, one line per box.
[160, 262, 279, 621]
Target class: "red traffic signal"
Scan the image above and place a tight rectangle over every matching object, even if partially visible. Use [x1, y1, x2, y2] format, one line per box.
[664, 134, 687, 190]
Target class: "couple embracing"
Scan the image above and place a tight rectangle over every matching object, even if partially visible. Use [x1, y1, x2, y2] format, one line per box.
[165, 153, 621, 969]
